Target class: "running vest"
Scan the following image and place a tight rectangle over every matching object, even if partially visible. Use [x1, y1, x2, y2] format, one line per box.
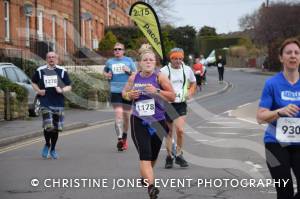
[132, 71, 165, 122]
[166, 63, 188, 103]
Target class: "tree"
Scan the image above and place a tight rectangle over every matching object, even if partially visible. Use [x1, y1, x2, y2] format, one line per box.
[198, 26, 217, 37]
[239, 2, 300, 71]
[146, 0, 176, 24]
[98, 31, 117, 51]
[168, 26, 197, 59]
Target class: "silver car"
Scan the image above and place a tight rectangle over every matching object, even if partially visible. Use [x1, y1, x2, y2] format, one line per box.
[0, 63, 40, 116]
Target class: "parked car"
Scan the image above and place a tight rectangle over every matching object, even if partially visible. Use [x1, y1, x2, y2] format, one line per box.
[0, 63, 40, 116]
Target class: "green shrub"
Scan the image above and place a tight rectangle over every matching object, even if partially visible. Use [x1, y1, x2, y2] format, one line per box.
[0, 76, 28, 102]
[98, 31, 118, 51]
[65, 72, 109, 108]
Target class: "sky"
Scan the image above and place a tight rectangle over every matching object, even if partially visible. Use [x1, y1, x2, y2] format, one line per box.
[172, 0, 269, 34]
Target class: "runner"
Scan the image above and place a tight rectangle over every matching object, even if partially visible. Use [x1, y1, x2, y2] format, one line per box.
[216, 55, 226, 83]
[122, 44, 175, 198]
[31, 52, 72, 159]
[103, 42, 136, 151]
[160, 48, 196, 169]
[256, 38, 300, 199]
[193, 57, 204, 91]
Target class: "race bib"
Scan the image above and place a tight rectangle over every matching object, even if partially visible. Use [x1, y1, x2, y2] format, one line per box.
[218, 63, 222, 67]
[44, 75, 58, 88]
[136, 99, 155, 116]
[112, 63, 125, 74]
[276, 117, 300, 143]
[175, 90, 184, 103]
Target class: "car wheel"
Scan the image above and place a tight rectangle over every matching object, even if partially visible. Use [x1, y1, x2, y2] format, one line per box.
[29, 98, 41, 117]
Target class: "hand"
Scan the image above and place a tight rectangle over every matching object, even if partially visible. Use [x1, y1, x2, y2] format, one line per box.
[144, 84, 157, 94]
[128, 90, 140, 100]
[278, 104, 300, 117]
[37, 89, 46, 96]
[55, 87, 63, 94]
[123, 66, 130, 73]
[104, 72, 112, 80]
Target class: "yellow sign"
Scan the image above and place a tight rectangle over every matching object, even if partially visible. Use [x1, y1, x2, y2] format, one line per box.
[129, 2, 164, 59]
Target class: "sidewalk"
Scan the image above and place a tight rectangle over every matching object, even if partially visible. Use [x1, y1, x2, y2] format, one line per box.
[0, 75, 229, 147]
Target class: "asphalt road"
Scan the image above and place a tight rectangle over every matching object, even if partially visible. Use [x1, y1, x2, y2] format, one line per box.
[1, 67, 289, 199]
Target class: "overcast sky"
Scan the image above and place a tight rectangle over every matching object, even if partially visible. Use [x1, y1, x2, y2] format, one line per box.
[172, 0, 296, 34]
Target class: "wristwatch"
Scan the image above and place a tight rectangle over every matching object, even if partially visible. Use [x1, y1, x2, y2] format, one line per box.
[156, 89, 161, 94]
[277, 111, 284, 117]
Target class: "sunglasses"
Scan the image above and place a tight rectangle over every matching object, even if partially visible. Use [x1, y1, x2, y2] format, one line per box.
[114, 48, 123, 51]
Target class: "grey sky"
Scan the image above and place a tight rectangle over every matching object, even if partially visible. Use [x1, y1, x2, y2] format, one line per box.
[172, 0, 286, 33]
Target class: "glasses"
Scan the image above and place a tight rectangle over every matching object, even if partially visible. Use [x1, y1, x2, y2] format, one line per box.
[114, 48, 123, 51]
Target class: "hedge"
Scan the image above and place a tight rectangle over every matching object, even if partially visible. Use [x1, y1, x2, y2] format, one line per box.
[0, 76, 28, 102]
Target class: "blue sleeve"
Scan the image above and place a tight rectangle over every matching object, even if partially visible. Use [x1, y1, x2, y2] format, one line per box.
[129, 58, 137, 72]
[31, 70, 40, 84]
[62, 72, 71, 86]
[104, 61, 110, 73]
[259, 80, 273, 109]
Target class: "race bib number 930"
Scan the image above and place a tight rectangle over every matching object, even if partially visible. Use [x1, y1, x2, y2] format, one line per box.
[276, 117, 300, 143]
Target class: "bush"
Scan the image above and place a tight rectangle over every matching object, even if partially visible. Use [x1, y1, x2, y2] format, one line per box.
[0, 56, 39, 78]
[0, 76, 28, 102]
[65, 72, 109, 108]
[98, 31, 118, 51]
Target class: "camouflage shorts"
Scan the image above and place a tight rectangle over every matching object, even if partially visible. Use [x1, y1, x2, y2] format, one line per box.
[41, 107, 64, 132]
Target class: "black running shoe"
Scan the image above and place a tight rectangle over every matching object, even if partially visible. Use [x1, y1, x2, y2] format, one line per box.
[175, 154, 189, 167]
[117, 139, 123, 151]
[165, 155, 174, 169]
[148, 184, 159, 199]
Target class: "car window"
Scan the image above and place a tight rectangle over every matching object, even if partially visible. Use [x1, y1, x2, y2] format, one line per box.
[3, 67, 18, 82]
[14, 67, 30, 83]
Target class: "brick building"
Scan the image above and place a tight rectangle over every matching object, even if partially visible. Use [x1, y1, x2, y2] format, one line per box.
[0, 0, 136, 63]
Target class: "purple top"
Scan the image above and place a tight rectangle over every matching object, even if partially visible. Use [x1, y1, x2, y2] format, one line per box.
[132, 71, 165, 122]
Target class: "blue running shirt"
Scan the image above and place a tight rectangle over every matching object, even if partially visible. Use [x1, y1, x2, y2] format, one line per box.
[259, 72, 300, 143]
[104, 56, 136, 93]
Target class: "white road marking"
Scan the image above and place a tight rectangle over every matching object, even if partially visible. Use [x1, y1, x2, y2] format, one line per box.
[0, 122, 114, 154]
[238, 103, 251, 108]
[207, 121, 240, 124]
[212, 132, 240, 135]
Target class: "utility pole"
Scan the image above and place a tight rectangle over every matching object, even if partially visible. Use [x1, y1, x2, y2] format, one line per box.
[266, 0, 269, 7]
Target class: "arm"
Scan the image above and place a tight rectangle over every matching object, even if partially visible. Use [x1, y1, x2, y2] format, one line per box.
[257, 104, 300, 124]
[122, 74, 140, 100]
[157, 73, 175, 102]
[187, 82, 197, 99]
[103, 63, 112, 79]
[32, 82, 45, 96]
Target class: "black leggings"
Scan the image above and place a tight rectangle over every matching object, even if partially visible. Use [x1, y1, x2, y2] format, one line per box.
[265, 143, 300, 199]
[218, 67, 224, 81]
[131, 116, 168, 161]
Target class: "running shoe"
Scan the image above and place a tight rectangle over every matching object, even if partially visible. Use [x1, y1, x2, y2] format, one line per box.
[41, 145, 49, 159]
[148, 184, 159, 199]
[122, 139, 128, 151]
[175, 153, 189, 167]
[50, 150, 58, 159]
[165, 155, 174, 169]
[117, 139, 124, 151]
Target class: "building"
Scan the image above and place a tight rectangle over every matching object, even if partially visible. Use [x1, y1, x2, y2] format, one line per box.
[0, 0, 136, 63]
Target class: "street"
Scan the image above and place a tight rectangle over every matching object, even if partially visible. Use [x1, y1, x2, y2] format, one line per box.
[1, 68, 283, 199]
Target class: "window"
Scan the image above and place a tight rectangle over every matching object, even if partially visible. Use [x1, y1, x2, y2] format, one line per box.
[4, 67, 18, 82]
[52, 15, 56, 50]
[89, 20, 92, 48]
[82, 19, 85, 46]
[14, 68, 29, 83]
[63, 18, 67, 53]
[37, 10, 43, 40]
[25, 16, 30, 47]
[4, 1, 10, 42]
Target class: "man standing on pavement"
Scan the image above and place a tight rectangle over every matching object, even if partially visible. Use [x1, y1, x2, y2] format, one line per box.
[160, 48, 196, 168]
[103, 42, 137, 151]
[31, 52, 72, 159]
[216, 55, 226, 83]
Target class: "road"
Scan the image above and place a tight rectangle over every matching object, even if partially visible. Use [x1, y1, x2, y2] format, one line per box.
[1, 67, 284, 199]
